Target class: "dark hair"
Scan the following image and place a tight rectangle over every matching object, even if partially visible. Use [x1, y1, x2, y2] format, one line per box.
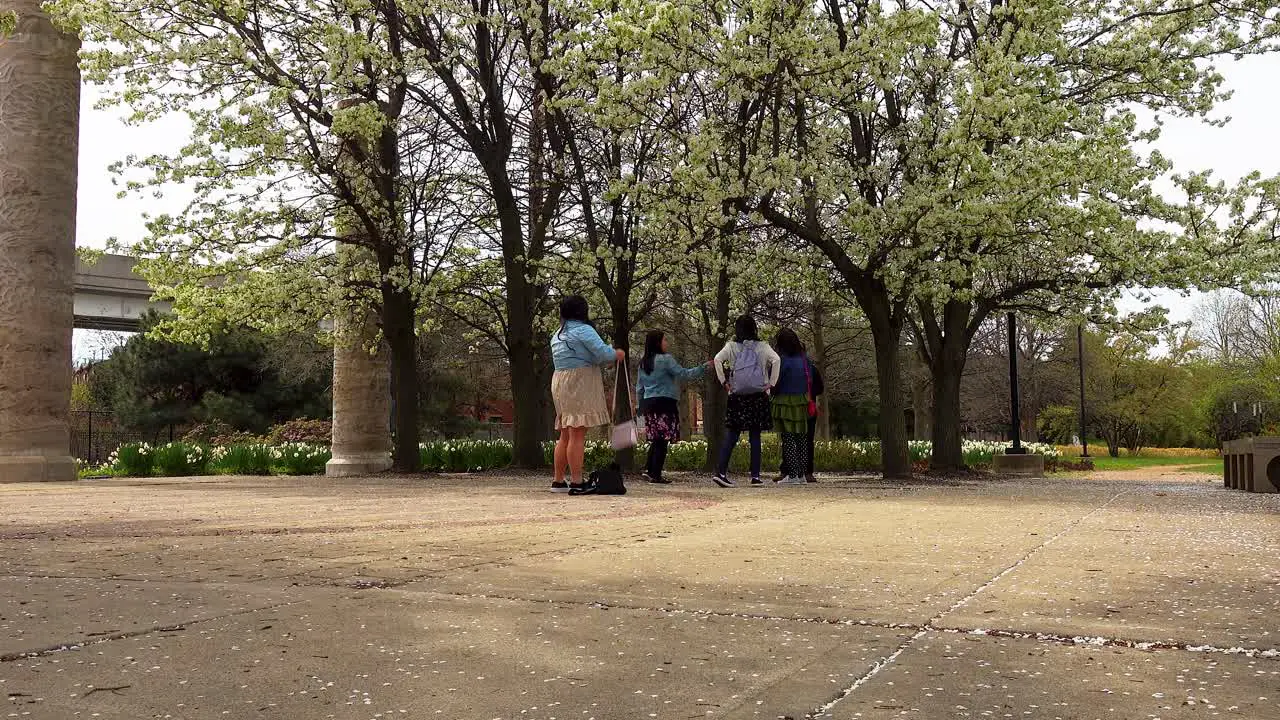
[640, 330, 665, 374]
[557, 295, 591, 338]
[775, 327, 804, 357]
[733, 315, 759, 343]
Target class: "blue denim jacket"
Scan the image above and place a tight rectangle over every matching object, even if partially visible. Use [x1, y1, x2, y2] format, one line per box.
[551, 321, 616, 370]
[635, 354, 708, 401]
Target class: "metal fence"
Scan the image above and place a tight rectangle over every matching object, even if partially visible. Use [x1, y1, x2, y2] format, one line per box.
[70, 411, 182, 465]
[467, 423, 514, 441]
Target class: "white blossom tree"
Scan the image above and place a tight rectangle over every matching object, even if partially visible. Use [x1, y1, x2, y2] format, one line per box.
[586, 0, 1280, 476]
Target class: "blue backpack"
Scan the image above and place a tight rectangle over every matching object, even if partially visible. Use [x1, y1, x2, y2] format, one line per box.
[731, 342, 768, 394]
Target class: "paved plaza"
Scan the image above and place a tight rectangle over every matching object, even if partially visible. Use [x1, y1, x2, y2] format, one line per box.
[1, 470, 1277, 719]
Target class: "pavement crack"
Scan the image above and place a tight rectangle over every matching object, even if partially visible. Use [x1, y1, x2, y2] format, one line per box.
[0, 600, 302, 663]
[413, 587, 927, 630]
[807, 490, 1131, 719]
[439, 590, 1280, 663]
[80, 684, 130, 698]
[929, 626, 1280, 660]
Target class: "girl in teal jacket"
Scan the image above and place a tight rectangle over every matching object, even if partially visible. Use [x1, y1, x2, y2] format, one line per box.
[635, 330, 710, 483]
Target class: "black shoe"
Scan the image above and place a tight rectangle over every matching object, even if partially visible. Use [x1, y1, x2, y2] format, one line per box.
[711, 473, 735, 488]
[550, 482, 569, 494]
[647, 474, 672, 484]
[750, 477, 764, 485]
[806, 473, 817, 483]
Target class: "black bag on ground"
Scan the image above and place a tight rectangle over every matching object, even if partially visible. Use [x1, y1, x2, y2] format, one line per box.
[571, 463, 627, 495]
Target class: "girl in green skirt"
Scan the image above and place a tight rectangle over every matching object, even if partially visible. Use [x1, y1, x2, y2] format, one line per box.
[771, 328, 817, 484]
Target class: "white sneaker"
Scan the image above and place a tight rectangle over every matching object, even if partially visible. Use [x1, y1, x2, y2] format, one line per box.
[779, 475, 806, 485]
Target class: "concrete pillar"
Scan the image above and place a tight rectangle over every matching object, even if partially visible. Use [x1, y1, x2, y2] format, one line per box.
[325, 248, 392, 477]
[0, 0, 79, 482]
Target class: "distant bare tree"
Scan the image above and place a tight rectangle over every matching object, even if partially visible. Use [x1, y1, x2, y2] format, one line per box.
[1193, 289, 1280, 366]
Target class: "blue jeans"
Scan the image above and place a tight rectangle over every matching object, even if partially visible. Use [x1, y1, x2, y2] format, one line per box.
[717, 429, 762, 479]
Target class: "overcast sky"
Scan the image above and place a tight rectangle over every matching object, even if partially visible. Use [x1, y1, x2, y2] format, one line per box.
[72, 54, 1280, 358]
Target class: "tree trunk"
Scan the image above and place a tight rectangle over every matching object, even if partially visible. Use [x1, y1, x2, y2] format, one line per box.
[510, 347, 547, 467]
[1017, 331, 1041, 443]
[810, 304, 832, 440]
[916, 299, 976, 472]
[1126, 426, 1142, 455]
[929, 353, 965, 471]
[381, 283, 421, 471]
[679, 389, 693, 441]
[485, 144, 548, 468]
[702, 375, 727, 470]
[872, 330, 910, 478]
[611, 309, 634, 469]
[507, 277, 547, 467]
[1104, 420, 1121, 457]
[864, 292, 910, 479]
[537, 349, 555, 444]
[700, 255, 732, 471]
[910, 352, 932, 442]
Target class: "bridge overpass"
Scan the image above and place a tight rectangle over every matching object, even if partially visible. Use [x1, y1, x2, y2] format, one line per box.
[73, 254, 169, 332]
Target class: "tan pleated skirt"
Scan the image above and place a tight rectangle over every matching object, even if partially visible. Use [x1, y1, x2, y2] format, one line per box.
[552, 366, 610, 429]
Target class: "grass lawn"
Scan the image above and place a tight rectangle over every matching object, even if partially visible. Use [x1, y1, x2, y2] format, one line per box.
[1078, 455, 1223, 475]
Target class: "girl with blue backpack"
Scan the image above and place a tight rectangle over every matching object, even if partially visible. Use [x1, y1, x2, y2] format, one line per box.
[711, 315, 780, 487]
[635, 330, 711, 484]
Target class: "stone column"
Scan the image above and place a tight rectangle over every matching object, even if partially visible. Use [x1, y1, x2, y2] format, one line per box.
[0, 0, 79, 482]
[325, 249, 393, 477]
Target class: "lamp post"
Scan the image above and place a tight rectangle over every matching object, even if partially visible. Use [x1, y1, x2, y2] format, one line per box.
[1078, 324, 1089, 457]
[1006, 312, 1026, 455]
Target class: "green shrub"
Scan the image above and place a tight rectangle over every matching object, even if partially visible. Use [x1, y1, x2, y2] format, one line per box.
[663, 440, 709, 471]
[266, 419, 332, 446]
[529, 438, 1053, 474]
[539, 440, 626, 471]
[182, 420, 259, 446]
[814, 440, 881, 471]
[212, 444, 274, 475]
[421, 440, 513, 472]
[111, 442, 154, 477]
[152, 442, 209, 476]
[77, 462, 116, 479]
[274, 443, 331, 475]
[583, 441, 615, 470]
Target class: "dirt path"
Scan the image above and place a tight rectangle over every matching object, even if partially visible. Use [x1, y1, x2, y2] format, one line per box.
[1082, 462, 1221, 482]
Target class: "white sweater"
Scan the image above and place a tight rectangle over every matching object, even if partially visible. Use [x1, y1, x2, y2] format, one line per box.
[714, 340, 781, 390]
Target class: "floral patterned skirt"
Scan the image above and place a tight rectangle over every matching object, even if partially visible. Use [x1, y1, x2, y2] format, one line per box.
[642, 397, 680, 442]
[726, 392, 773, 432]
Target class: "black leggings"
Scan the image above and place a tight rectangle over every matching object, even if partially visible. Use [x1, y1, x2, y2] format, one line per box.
[646, 439, 670, 480]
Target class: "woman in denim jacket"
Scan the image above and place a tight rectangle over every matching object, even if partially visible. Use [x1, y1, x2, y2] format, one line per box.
[550, 295, 624, 492]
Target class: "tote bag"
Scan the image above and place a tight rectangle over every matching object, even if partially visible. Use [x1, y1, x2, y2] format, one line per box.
[610, 360, 638, 450]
